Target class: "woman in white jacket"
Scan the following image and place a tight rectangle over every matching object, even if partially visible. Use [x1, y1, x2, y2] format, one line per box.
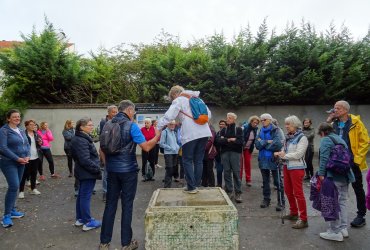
[275, 115, 308, 229]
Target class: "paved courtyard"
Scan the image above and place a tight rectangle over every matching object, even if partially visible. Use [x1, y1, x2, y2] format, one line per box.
[0, 155, 370, 249]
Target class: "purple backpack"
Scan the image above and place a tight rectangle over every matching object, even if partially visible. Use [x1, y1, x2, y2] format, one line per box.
[325, 135, 351, 175]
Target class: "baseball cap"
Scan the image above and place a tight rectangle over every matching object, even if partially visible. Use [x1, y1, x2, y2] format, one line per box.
[326, 108, 335, 114]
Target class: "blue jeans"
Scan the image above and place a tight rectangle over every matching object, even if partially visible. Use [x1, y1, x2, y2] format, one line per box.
[0, 159, 25, 215]
[76, 179, 96, 223]
[215, 158, 223, 187]
[100, 171, 138, 246]
[182, 137, 208, 191]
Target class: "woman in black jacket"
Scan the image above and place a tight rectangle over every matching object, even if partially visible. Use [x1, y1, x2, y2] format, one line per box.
[18, 120, 43, 199]
[71, 118, 102, 232]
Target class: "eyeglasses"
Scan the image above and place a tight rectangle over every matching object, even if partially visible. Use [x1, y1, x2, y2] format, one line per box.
[261, 119, 266, 122]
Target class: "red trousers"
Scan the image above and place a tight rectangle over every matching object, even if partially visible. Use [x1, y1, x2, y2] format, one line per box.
[283, 166, 307, 221]
[240, 150, 252, 182]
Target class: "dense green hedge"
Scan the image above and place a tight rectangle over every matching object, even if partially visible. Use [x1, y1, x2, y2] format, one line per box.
[1, 19, 369, 113]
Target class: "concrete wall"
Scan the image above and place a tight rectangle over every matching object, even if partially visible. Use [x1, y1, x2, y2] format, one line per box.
[23, 104, 370, 155]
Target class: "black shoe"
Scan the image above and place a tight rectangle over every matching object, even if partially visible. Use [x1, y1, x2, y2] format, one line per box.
[350, 216, 366, 227]
[102, 193, 106, 202]
[276, 204, 284, 211]
[246, 182, 252, 187]
[260, 199, 270, 208]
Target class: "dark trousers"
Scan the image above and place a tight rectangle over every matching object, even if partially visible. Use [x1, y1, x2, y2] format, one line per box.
[76, 179, 96, 223]
[178, 155, 184, 179]
[202, 159, 215, 187]
[64, 149, 73, 174]
[164, 154, 178, 188]
[40, 148, 55, 175]
[215, 158, 223, 187]
[20, 158, 40, 191]
[100, 171, 138, 246]
[154, 144, 160, 165]
[141, 149, 155, 177]
[304, 146, 314, 178]
[351, 163, 366, 217]
[260, 168, 285, 205]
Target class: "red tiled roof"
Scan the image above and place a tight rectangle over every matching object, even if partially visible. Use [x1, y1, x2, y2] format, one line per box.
[0, 41, 22, 49]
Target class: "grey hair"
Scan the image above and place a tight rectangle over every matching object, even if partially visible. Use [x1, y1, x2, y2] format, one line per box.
[227, 112, 237, 119]
[168, 85, 184, 101]
[284, 115, 302, 129]
[107, 105, 118, 113]
[144, 118, 152, 123]
[271, 118, 279, 126]
[336, 100, 350, 111]
[76, 117, 92, 131]
[118, 100, 135, 112]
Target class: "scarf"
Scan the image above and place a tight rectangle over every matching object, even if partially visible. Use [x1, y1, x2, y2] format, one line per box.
[259, 125, 273, 160]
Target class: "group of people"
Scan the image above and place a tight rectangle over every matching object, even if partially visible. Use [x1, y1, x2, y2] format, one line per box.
[0, 111, 66, 228]
[1, 85, 369, 248]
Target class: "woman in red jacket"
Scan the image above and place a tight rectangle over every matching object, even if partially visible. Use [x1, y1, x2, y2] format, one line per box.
[140, 118, 156, 181]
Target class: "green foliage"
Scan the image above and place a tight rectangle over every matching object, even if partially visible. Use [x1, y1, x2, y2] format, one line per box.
[1, 19, 369, 109]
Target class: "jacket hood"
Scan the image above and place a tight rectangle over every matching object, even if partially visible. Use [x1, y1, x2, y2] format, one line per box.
[183, 90, 200, 97]
[349, 114, 361, 125]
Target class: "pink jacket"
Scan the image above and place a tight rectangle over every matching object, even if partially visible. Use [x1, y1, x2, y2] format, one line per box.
[37, 129, 54, 148]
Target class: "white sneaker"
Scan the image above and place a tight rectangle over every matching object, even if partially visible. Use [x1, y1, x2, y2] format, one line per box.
[25, 181, 31, 187]
[30, 189, 41, 195]
[340, 228, 349, 238]
[155, 164, 163, 168]
[319, 231, 343, 242]
[18, 192, 25, 199]
[36, 180, 40, 185]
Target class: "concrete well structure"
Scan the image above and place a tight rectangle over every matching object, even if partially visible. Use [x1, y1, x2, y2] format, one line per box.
[145, 188, 239, 250]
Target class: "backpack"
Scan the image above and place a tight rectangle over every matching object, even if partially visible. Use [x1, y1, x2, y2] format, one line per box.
[180, 93, 209, 125]
[99, 120, 125, 155]
[144, 162, 154, 181]
[159, 130, 170, 154]
[325, 135, 352, 175]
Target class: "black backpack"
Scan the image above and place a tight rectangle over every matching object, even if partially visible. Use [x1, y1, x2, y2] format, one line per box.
[99, 120, 125, 155]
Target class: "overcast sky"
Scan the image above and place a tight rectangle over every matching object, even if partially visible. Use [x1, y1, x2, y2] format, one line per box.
[1, 0, 369, 56]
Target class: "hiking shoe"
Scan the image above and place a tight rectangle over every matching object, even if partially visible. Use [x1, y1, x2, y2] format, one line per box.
[319, 231, 343, 241]
[30, 189, 41, 195]
[183, 187, 199, 194]
[235, 193, 243, 203]
[282, 214, 299, 220]
[10, 209, 24, 219]
[18, 192, 25, 199]
[1, 214, 13, 228]
[39, 175, 46, 181]
[260, 199, 270, 208]
[122, 239, 138, 250]
[99, 243, 110, 250]
[74, 219, 84, 227]
[276, 204, 284, 212]
[350, 216, 366, 227]
[341, 228, 349, 238]
[82, 219, 102, 231]
[292, 219, 308, 229]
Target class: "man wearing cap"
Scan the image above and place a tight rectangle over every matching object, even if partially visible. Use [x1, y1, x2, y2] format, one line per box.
[332, 100, 369, 227]
[255, 113, 283, 210]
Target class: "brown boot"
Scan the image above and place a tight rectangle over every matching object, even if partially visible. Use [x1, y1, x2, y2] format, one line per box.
[292, 219, 308, 229]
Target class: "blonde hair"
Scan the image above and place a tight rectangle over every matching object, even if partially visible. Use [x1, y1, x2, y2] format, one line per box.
[168, 85, 184, 101]
[40, 121, 48, 130]
[248, 115, 260, 123]
[64, 120, 73, 130]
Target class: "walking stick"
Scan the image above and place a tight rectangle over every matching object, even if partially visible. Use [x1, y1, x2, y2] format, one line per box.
[276, 162, 285, 224]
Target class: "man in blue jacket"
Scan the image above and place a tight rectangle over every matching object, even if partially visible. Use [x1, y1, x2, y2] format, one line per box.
[99, 100, 160, 250]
